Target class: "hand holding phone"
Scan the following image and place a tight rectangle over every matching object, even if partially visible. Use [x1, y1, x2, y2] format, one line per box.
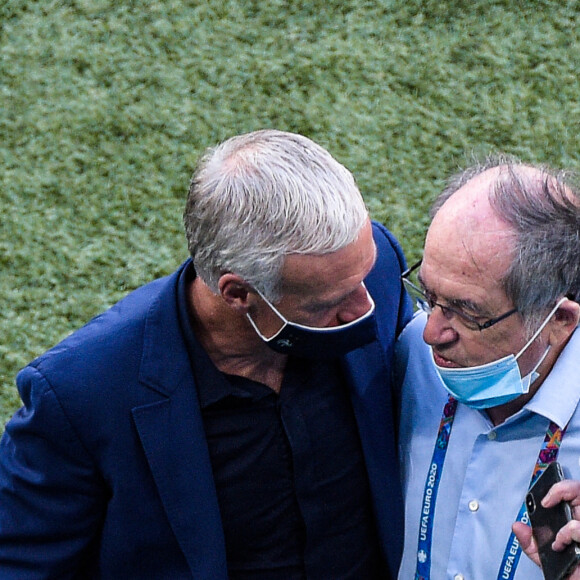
[526, 462, 580, 580]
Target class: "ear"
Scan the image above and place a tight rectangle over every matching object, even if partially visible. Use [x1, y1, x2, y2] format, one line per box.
[549, 299, 580, 346]
[218, 273, 255, 314]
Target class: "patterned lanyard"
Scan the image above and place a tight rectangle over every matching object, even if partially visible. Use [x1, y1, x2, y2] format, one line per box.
[414, 395, 566, 580]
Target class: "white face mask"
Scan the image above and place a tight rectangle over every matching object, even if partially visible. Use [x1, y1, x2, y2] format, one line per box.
[434, 298, 565, 409]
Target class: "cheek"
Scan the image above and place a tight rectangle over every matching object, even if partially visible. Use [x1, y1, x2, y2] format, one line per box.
[514, 340, 549, 375]
[303, 311, 338, 328]
[457, 335, 513, 366]
[294, 304, 344, 328]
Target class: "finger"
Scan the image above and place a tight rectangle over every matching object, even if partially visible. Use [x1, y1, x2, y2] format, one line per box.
[513, 522, 541, 567]
[553, 520, 580, 552]
[542, 480, 580, 508]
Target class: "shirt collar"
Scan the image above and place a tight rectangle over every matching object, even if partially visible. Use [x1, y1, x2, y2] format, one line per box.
[176, 261, 277, 408]
[525, 326, 580, 429]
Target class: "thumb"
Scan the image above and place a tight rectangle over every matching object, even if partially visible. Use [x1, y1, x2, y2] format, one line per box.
[512, 522, 541, 567]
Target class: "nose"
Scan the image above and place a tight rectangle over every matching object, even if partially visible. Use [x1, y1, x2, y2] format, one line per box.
[422, 305, 459, 346]
[336, 284, 373, 324]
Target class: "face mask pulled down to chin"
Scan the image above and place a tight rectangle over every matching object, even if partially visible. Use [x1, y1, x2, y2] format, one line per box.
[433, 299, 565, 409]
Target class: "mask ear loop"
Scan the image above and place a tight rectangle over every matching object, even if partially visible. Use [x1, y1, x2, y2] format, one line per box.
[245, 289, 288, 342]
[514, 297, 567, 361]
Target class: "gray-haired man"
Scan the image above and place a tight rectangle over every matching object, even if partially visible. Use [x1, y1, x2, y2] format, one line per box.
[0, 130, 412, 579]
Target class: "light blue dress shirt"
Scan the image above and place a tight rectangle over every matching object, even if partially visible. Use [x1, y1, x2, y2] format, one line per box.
[396, 312, 580, 580]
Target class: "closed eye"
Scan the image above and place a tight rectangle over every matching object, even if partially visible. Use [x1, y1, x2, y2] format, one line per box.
[422, 288, 489, 323]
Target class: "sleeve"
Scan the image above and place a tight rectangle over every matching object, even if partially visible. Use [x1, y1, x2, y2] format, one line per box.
[0, 365, 107, 579]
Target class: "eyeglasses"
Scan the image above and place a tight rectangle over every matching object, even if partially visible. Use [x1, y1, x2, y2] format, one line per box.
[401, 259, 518, 331]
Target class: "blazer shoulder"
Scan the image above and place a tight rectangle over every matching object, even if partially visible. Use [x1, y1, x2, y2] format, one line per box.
[367, 221, 413, 334]
[371, 221, 407, 264]
[20, 262, 191, 411]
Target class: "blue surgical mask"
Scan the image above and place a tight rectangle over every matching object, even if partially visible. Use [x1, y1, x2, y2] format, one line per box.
[246, 286, 377, 359]
[434, 299, 565, 409]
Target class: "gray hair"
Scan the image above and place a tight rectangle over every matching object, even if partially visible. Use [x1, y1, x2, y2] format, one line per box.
[432, 155, 580, 330]
[183, 129, 368, 300]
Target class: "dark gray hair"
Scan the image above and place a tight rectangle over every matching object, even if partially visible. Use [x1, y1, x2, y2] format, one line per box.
[183, 130, 368, 300]
[432, 155, 580, 329]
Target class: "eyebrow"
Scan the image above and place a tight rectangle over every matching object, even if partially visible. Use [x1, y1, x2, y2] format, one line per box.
[417, 272, 491, 318]
[310, 280, 369, 312]
[309, 253, 376, 313]
[302, 240, 378, 312]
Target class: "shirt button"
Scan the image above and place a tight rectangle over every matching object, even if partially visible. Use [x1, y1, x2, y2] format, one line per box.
[454, 575, 465, 580]
[468, 500, 479, 512]
[488, 431, 497, 440]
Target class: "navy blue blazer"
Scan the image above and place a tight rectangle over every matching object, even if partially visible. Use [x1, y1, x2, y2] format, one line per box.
[0, 222, 412, 579]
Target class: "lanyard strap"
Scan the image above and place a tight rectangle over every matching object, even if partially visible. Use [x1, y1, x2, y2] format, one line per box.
[497, 421, 566, 580]
[414, 396, 565, 580]
[414, 396, 458, 580]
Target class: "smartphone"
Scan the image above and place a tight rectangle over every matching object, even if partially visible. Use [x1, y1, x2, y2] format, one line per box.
[526, 461, 580, 580]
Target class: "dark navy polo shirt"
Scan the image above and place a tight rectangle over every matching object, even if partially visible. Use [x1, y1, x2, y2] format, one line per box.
[178, 264, 385, 579]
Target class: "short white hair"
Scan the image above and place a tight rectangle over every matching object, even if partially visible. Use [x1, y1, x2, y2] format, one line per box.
[183, 129, 368, 300]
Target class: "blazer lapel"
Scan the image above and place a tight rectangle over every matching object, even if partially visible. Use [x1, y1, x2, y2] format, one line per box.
[132, 395, 228, 579]
[131, 263, 228, 579]
[343, 341, 404, 578]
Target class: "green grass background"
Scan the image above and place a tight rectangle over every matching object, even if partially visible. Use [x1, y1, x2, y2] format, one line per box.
[1, 0, 579, 426]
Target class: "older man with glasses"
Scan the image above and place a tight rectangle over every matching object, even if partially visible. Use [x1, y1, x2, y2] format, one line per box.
[395, 155, 580, 580]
